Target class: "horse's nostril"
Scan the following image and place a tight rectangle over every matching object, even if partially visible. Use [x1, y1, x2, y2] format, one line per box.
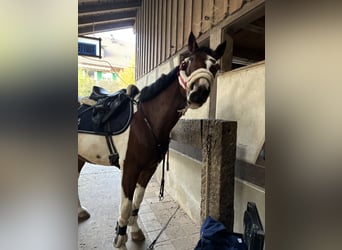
[189, 87, 210, 104]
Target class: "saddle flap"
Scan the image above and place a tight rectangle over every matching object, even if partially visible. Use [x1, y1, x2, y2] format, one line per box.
[101, 93, 130, 123]
[91, 90, 129, 127]
[78, 93, 134, 136]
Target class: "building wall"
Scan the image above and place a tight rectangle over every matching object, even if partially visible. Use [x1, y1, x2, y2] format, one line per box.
[135, 0, 250, 79]
[216, 62, 265, 164]
[135, 0, 265, 232]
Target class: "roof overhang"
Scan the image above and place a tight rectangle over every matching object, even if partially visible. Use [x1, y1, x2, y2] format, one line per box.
[78, 0, 141, 35]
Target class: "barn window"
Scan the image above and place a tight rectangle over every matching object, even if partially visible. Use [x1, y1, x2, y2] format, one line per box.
[222, 12, 265, 71]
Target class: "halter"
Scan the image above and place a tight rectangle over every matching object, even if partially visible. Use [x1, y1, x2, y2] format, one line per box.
[177, 56, 216, 93]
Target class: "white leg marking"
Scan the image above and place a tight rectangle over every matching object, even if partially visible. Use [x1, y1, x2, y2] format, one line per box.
[118, 191, 132, 227]
[114, 190, 131, 249]
[129, 184, 146, 232]
[78, 173, 90, 220]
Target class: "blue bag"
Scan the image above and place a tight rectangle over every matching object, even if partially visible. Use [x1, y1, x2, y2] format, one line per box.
[194, 216, 247, 250]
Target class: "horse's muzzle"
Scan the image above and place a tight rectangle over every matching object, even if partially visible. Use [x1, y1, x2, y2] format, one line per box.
[188, 85, 210, 108]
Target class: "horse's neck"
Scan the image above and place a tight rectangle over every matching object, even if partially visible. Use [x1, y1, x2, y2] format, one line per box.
[142, 79, 186, 141]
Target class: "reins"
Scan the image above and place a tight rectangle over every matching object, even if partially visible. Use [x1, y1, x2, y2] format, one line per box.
[147, 205, 180, 250]
[139, 103, 169, 201]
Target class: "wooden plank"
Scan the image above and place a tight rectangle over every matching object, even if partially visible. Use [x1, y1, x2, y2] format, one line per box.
[221, 31, 233, 72]
[177, 0, 185, 51]
[171, 120, 264, 188]
[171, 0, 178, 55]
[171, 119, 202, 149]
[161, 0, 167, 62]
[202, 0, 213, 33]
[146, 0, 151, 73]
[154, 0, 160, 68]
[166, 0, 172, 58]
[139, 7, 144, 78]
[213, 0, 225, 24]
[143, 0, 147, 76]
[136, 9, 140, 79]
[229, 0, 244, 15]
[220, 0, 265, 29]
[151, 0, 156, 69]
[183, 0, 192, 45]
[157, 0, 162, 66]
[153, 1, 160, 68]
[223, 0, 229, 18]
[235, 159, 265, 188]
[192, 0, 202, 37]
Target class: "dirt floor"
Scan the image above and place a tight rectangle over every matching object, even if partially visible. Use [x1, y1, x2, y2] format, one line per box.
[78, 163, 201, 250]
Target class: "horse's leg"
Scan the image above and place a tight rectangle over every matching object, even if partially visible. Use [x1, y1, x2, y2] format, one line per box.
[78, 158, 90, 221]
[128, 167, 156, 241]
[114, 166, 139, 249]
[128, 183, 146, 241]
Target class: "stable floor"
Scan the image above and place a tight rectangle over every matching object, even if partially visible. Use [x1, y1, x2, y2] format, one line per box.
[78, 163, 200, 250]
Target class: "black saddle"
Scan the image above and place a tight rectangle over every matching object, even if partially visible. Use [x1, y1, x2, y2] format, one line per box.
[90, 86, 115, 101]
[90, 85, 140, 101]
[78, 87, 135, 136]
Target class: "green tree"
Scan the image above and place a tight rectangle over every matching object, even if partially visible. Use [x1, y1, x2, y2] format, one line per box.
[117, 57, 135, 87]
[78, 68, 95, 97]
[78, 57, 135, 97]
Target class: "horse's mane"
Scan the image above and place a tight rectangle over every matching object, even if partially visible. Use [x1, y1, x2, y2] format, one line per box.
[139, 66, 179, 102]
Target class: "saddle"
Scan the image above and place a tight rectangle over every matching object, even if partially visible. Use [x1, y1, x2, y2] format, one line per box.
[78, 85, 140, 167]
[90, 85, 140, 101]
[78, 85, 140, 135]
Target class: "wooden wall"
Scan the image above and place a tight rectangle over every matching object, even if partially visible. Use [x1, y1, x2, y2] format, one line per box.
[135, 0, 248, 80]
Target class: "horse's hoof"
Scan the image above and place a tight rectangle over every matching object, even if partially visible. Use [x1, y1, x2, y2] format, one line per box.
[131, 229, 145, 241]
[113, 234, 128, 249]
[78, 210, 90, 222]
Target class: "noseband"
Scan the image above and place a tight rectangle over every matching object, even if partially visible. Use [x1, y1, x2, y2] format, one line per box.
[177, 56, 216, 93]
[177, 56, 219, 115]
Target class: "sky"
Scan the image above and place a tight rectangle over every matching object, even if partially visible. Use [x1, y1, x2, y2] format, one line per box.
[95, 28, 136, 44]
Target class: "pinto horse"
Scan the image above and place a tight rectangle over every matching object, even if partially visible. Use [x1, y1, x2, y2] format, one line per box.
[78, 32, 226, 249]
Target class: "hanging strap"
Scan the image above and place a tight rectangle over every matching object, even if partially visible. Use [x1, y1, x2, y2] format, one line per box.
[159, 149, 169, 201]
[105, 122, 119, 167]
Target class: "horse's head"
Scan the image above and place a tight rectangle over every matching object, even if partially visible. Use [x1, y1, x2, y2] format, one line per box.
[178, 32, 226, 109]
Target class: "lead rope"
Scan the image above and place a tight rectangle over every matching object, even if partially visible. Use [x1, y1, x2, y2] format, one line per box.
[159, 149, 169, 201]
[147, 204, 180, 250]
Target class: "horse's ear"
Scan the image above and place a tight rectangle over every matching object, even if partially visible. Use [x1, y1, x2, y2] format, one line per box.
[188, 32, 198, 53]
[214, 41, 227, 59]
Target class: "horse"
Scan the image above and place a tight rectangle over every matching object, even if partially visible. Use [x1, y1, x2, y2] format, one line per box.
[78, 32, 226, 249]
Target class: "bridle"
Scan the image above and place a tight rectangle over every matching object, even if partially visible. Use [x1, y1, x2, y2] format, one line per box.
[177, 55, 218, 94]
[177, 55, 219, 114]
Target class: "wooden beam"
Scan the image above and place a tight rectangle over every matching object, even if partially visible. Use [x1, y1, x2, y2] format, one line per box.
[78, 10, 137, 26]
[78, 1, 141, 14]
[78, 20, 135, 35]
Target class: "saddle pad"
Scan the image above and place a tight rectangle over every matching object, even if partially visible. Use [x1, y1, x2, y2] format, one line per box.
[78, 99, 134, 136]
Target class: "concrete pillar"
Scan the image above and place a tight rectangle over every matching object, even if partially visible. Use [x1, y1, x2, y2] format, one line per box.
[201, 120, 237, 231]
